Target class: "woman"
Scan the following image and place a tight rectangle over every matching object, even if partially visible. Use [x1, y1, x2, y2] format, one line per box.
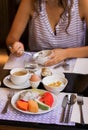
[6, 0, 88, 66]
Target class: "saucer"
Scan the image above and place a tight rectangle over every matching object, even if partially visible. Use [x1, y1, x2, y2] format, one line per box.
[3, 75, 30, 89]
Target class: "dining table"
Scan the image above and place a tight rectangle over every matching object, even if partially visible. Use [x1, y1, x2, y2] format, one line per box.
[0, 52, 88, 130]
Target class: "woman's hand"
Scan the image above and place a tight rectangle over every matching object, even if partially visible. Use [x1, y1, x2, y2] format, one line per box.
[44, 48, 68, 66]
[9, 41, 25, 57]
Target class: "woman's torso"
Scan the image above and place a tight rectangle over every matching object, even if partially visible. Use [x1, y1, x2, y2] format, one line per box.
[28, 0, 86, 51]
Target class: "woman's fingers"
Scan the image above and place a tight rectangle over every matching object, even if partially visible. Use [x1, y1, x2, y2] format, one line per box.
[9, 41, 24, 56]
[45, 58, 58, 66]
[44, 49, 66, 66]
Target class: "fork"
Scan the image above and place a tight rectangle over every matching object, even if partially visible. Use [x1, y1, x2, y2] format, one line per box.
[77, 96, 84, 124]
[1, 92, 13, 114]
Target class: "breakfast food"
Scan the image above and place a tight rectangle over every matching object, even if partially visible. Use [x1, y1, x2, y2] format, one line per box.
[16, 100, 28, 111]
[35, 99, 50, 110]
[30, 74, 41, 88]
[15, 90, 54, 113]
[41, 67, 52, 78]
[48, 81, 62, 87]
[28, 100, 38, 113]
[39, 92, 54, 107]
[30, 74, 41, 82]
[19, 91, 39, 101]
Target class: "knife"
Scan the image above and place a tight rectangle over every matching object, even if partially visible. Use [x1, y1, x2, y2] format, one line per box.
[60, 95, 68, 123]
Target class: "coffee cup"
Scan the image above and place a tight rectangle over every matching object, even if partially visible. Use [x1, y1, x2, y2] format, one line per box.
[10, 68, 31, 85]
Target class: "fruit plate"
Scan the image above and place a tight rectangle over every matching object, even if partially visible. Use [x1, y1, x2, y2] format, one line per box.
[11, 89, 58, 114]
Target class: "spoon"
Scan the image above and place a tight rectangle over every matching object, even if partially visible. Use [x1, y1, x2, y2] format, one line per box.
[53, 61, 69, 70]
[64, 94, 77, 123]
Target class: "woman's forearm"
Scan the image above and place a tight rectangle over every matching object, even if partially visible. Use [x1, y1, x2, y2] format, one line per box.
[66, 46, 88, 59]
[6, 0, 31, 48]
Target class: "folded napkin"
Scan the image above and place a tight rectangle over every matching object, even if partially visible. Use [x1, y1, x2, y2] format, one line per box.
[70, 96, 88, 124]
[73, 58, 88, 74]
[3, 53, 32, 70]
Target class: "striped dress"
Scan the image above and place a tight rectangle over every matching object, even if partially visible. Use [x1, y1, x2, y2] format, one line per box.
[28, 0, 86, 51]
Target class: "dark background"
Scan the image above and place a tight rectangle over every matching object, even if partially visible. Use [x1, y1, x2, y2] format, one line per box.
[0, 0, 88, 50]
[0, 0, 28, 50]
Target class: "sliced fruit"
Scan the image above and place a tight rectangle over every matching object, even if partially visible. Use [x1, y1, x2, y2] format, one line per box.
[39, 92, 54, 107]
[35, 99, 50, 110]
[28, 100, 38, 113]
[16, 100, 28, 111]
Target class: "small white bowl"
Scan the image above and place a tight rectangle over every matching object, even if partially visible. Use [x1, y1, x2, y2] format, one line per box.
[42, 74, 68, 95]
[33, 50, 52, 65]
[10, 68, 31, 85]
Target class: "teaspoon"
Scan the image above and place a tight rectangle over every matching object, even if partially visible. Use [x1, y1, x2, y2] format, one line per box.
[65, 94, 77, 123]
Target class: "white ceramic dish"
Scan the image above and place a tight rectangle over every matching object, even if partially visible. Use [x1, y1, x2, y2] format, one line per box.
[10, 68, 30, 85]
[3, 75, 30, 89]
[33, 50, 52, 65]
[11, 89, 58, 114]
[42, 74, 68, 95]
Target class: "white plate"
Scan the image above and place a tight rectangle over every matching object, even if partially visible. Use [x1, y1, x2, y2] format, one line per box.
[11, 89, 58, 114]
[3, 75, 30, 89]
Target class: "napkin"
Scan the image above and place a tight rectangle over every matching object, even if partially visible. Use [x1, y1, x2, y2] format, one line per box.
[3, 53, 32, 70]
[0, 88, 18, 113]
[70, 96, 88, 124]
[73, 58, 88, 74]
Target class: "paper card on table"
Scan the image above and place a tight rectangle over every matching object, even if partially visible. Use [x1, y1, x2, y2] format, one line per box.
[73, 58, 88, 74]
[3, 53, 32, 70]
[70, 96, 88, 124]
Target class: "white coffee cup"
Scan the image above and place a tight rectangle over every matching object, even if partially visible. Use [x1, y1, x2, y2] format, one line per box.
[10, 68, 31, 85]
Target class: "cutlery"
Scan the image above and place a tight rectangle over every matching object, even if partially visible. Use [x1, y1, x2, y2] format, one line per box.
[65, 94, 76, 123]
[1, 92, 13, 114]
[77, 96, 84, 124]
[60, 95, 68, 123]
[53, 61, 69, 70]
[24, 63, 38, 73]
[23, 51, 32, 56]
[62, 62, 69, 70]
[8, 46, 32, 56]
